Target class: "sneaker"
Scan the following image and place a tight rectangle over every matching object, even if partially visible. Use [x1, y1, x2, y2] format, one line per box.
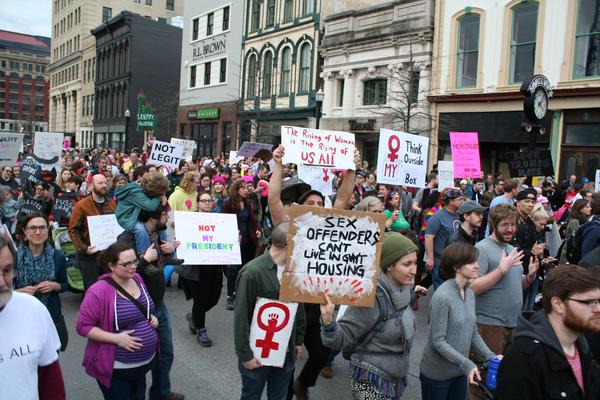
[197, 328, 212, 347]
[320, 365, 333, 379]
[166, 393, 185, 400]
[226, 296, 234, 310]
[185, 313, 197, 335]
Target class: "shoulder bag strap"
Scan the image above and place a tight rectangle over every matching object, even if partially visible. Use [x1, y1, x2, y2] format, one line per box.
[102, 277, 149, 321]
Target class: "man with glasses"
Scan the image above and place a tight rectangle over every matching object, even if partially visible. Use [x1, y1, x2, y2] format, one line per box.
[0, 166, 19, 200]
[495, 265, 600, 399]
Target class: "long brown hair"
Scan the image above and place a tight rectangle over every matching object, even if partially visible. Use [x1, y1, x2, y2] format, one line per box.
[227, 179, 251, 214]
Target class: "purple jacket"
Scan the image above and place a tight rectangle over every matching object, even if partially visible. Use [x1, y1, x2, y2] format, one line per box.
[76, 273, 155, 388]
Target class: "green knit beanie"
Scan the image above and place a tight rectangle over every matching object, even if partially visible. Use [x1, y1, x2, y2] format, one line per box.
[379, 232, 418, 272]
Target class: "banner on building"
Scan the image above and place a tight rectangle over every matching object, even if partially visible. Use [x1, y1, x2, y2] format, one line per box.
[375, 129, 429, 187]
[279, 205, 385, 307]
[281, 126, 356, 170]
[437, 160, 455, 190]
[449, 132, 481, 178]
[0, 133, 23, 167]
[504, 150, 554, 178]
[174, 211, 241, 265]
[148, 140, 184, 170]
[87, 215, 125, 251]
[33, 132, 64, 171]
[170, 138, 196, 162]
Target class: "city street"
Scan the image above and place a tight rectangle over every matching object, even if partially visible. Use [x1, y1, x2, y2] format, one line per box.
[60, 275, 432, 399]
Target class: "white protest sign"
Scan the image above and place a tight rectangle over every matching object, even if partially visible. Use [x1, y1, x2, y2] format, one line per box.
[170, 138, 196, 162]
[229, 150, 244, 165]
[297, 164, 334, 197]
[249, 298, 298, 367]
[237, 142, 273, 158]
[174, 211, 241, 265]
[148, 140, 184, 170]
[596, 169, 600, 192]
[375, 129, 428, 188]
[281, 126, 356, 170]
[0, 133, 23, 167]
[33, 132, 64, 171]
[437, 161, 455, 190]
[87, 215, 125, 251]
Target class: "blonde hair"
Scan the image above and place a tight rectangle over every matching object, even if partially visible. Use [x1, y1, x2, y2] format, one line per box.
[530, 203, 549, 222]
[179, 172, 198, 193]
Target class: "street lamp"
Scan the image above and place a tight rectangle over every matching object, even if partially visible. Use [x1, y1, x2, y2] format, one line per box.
[315, 88, 324, 129]
[124, 109, 130, 151]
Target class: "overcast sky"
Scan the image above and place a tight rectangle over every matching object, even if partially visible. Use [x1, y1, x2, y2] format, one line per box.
[0, 0, 52, 37]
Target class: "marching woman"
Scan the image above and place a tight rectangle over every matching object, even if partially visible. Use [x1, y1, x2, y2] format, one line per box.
[383, 190, 411, 232]
[320, 232, 427, 399]
[14, 212, 69, 351]
[419, 242, 498, 400]
[178, 191, 223, 347]
[211, 175, 228, 213]
[76, 242, 159, 399]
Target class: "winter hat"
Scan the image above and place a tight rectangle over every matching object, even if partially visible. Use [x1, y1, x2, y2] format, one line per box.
[379, 232, 418, 272]
[212, 176, 226, 185]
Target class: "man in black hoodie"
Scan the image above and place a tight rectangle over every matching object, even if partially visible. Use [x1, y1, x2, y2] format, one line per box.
[495, 265, 600, 400]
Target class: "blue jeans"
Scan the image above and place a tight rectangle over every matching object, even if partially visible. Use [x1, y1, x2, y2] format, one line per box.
[522, 277, 539, 311]
[432, 265, 444, 289]
[238, 352, 294, 400]
[149, 301, 174, 400]
[98, 360, 153, 400]
[420, 373, 467, 400]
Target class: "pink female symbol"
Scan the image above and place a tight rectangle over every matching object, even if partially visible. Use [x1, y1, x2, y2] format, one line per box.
[387, 135, 401, 162]
[255, 302, 290, 358]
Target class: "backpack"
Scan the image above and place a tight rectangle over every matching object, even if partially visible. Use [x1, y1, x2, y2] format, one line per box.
[566, 219, 600, 264]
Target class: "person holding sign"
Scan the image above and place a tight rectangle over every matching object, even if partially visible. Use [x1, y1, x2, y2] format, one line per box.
[320, 232, 427, 399]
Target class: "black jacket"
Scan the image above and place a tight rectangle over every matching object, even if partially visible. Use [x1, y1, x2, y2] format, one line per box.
[495, 311, 600, 400]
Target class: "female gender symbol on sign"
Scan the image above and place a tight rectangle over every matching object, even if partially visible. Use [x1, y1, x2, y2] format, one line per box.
[255, 302, 291, 358]
[387, 135, 401, 162]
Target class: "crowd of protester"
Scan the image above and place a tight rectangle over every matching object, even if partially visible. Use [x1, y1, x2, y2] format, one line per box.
[0, 143, 600, 400]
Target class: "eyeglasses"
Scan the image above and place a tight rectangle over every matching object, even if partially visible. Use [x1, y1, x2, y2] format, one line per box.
[568, 298, 600, 308]
[26, 225, 48, 233]
[116, 260, 137, 268]
[199, 199, 212, 204]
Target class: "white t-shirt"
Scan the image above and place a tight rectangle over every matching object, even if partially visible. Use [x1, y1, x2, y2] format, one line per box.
[0, 291, 61, 400]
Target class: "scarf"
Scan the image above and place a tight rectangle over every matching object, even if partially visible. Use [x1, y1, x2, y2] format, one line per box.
[378, 271, 415, 343]
[16, 243, 55, 306]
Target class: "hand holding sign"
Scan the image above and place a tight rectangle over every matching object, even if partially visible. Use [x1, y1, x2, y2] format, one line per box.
[149, 140, 184, 170]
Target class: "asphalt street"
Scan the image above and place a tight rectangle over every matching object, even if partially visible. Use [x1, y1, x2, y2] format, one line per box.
[59, 275, 432, 400]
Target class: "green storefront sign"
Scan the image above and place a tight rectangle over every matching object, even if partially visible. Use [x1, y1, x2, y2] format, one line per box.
[188, 108, 220, 120]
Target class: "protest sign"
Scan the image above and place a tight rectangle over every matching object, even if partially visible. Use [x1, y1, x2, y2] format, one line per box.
[281, 126, 356, 170]
[170, 138, 196, 162]
[87, 215, 125, 251]
[449, 132, 481, 178]
[375, 129, 429, 187]
[249, 298, 298, 367]
[53, 197, 74, 223]
[504, 150, 554, 178]
[229, 151, 243, 165]
[596, 170, 600, 192]
[17, 196, 45, 218]
[297, 165, 334, 197]
[33, 132, 63, 171]
[148, 140, 184, 170]
[437, 160, 455, 190]
[279, 205, 386, 307]
[174, 211, 241, 265]
[19, 157, 43, 194]
[0, 133, 23, 167]
[237, 142, 273, 158]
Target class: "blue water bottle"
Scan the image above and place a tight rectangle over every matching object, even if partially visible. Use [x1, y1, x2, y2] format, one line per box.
[485, 356, 501, 389]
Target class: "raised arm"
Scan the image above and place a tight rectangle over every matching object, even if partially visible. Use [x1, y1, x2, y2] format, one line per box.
[268, 145, 290, 227]
[333, 149, 361, 210]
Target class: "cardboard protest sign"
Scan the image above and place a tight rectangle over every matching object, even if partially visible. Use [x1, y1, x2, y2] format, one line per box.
[297, 165, 334, 197]
[437, 161, 455, 190]
[148, 140, 184, 170]
[281, 126, 356, 170]
[237, 142, 273, 158]
[87, 214, 124, 251]
[504, 150, 554, 178]
[53, 197, 75, 223]
[229, 151, 243, 165]
[449, 132, 481, 178]
[279, 205, 386, 307]
[33, 132, 63, 171]
[174, 211, 241, 265]
[376, 129, 429, 187]
[249, 298, 298, 367]
[170, 138, 196, 162]
[596, 170, 600, 192]
[0, 133, 23, 167]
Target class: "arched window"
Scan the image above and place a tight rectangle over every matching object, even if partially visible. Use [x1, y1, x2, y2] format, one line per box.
[247, 54, 257, 98]
[280, 47, 291, 95]
[456, 14, 480, 88]
[262, 51, 273, 97]
[298, 43, 311, 93]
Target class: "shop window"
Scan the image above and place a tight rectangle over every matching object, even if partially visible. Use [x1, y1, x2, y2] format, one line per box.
[298, 43, 311, 93]
[565, 123, 600, 145]
[574, 0, 600, 78]
[363, 79, 387, 105]
[262, 52, 273, 97]
[509, 2, 538, 84]
[456, 14, 480, 88]
[587, 155, 600, 179]
[247, 54, 257, 98]
[280, 47, 291, 95]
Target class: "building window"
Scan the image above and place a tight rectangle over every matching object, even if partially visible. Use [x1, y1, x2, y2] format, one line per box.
[266, 0, 276, 27]
[204, 61, 211, 85]
[284, 0, 293, 21]
[166, 0, 174, 11]
[222, 6, 230, 31]
[280, 47, 291, 95]
[302, 0, 313, 15]
[190, 65, 196, 87]
[337, 79, 344, 107]
[247, 54, 257, 98]
[574, 0, 600, 78]
[409, 71, 420, 103]
[262, 52, 273, 97]
[363, 79, 387, 105]
[251, 0, 261, 32]
[509, 2, 538, 84]
[207, 12, 214, 36]
[192, 18, 199, 41]
[102, 7, 112, 23]
[219, 58, 227, 83]
[145, 0, 152, 5]
[298, 43, 311, 93]
[456, 14, 480, 88]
